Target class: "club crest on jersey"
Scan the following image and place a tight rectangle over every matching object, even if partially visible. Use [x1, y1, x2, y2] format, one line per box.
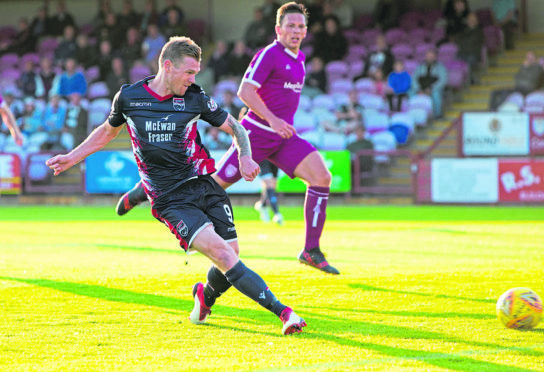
[173, 97, 185, 111]
[176, 220, 188, 237]
[207, 98, 218, 111]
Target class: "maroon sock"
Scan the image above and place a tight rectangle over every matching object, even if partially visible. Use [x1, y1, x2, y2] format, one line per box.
[303, 186, 329, 251]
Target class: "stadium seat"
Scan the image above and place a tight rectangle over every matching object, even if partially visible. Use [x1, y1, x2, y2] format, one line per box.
[21, 53, 40, 65]
[329, 78, 353, 94]
[403, 59, 419, 75]
[354, 78, 376, 94]
[345, 44, 367, 63]
[358, 93, 387, 112]
[213, 79, 238, 96]
[504, 92, 524, 110]
[524, 91, 544, 108]
[347, 60, 365, 79]
[438, 42, 459, 64]
[363, 109, 389, 135]
[0, 54, 19, 69]
[361, 29, 382, 47]
[414, 43, 435, 62]
[293, 110, 316, 133]
[408, 94, 433, 119]
[85, 65, 100, 83]
[483, 25, 503, 54]
[312, 94, 336, 111]
[1, 68, 21, 83]
[407, 28, 429, 45]
[87, 82, 110, 99]
[332, 92, 350, 107]
[370, 130, 397, 164]
[385, 28, 407, 46]
[407, 107, 429, 128]
[325, 60, 349, 80]
[391, 44, 413, 61]
[343, 29, 363, 45]
[298, 94, 312, 112]
[389, 112, 415, 146]
[129, 64, 152, 82]
[445, 60, 468, 90]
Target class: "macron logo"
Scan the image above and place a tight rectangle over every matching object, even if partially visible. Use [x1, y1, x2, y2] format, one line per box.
[283, 81, 303, 93]
[259, 291, 266, 299]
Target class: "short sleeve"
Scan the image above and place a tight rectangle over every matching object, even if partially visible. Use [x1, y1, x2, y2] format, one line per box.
[242, 48, 275, 89]
[199, 89, 228, 128]
[108, 85, 128, 127]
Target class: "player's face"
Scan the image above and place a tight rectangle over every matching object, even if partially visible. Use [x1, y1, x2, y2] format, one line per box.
[166, 56, 200, 96]
[276, 13, 307, 53]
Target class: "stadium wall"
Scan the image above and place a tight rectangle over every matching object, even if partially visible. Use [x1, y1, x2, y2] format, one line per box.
[0, 0, 541, 38]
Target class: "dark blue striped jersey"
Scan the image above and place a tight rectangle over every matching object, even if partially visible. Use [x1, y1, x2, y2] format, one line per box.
[108, 77, 228, 204]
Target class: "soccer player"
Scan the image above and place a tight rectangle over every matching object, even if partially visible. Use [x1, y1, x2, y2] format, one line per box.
[45, 36, 306, 335]
[214, 2, 339, 274]
[114, 3, 339, 275]
[254, 159, 284, 225]
[0, 92, 24, 146]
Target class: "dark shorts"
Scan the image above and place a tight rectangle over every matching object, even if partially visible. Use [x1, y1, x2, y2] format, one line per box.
[259, 159, 278, 179]
[215, 119, 316, 184]
[150, 176, 237, 252]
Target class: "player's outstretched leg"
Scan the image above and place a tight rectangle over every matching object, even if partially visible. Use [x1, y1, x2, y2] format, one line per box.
[299, 186, 339, 274]
[189, 265, 233, 324]
[116, 180, 148, 216]
[224, 260, 306, 335]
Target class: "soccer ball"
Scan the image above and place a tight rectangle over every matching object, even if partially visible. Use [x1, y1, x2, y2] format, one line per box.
[496, 287, 542, 329]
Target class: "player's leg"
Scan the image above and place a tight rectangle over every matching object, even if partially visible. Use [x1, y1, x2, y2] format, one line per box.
[116, 180, 148, 216]
[292, 151, 339, 274]
[271, 136, 339, 274]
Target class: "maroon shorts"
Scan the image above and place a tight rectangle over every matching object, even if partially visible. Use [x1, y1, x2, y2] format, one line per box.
[215, 119, 316, 184]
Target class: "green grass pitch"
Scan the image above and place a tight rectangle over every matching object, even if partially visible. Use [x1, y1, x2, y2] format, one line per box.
[1, 205, 544, 371]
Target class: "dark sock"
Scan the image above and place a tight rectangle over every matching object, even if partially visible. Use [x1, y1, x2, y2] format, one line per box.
[266, 187, 279, 214]
[225, 260, 287, 317]
[203, 265, 232, 307]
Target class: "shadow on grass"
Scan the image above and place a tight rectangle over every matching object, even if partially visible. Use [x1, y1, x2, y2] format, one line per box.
[350, 283, 496, 304]
[1, 276, 540, 371]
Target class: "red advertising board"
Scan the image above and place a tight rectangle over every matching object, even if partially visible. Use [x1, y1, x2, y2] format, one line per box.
[498, 159, 544, 202]
[529, 114, 544, 155]
[0, 153, 22, 194]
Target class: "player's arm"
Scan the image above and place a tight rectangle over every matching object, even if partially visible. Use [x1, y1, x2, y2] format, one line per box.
[0, 101, 23, 146]
[238, 82, 296, 139]
[46, 121, 124, 176]
[218, 113, 260, 182]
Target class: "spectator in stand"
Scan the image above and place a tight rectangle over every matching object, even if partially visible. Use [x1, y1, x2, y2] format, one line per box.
[228, 41, 252, 79]
[97, 40, 114, 82]
[94, 0, 113, 31]
[492, 0, 517, 50]
[51, 57, 88, 98]
[142, 23, 166, 68]
[373, 68, 387, 98]
[105, 57, 130, 99]
[455, 12, 484, 84]
[331, 0, 353, 29]
[139, 0, 160, 35]
[120, 27, 143, 68]
[18, 60, 45, 99]
[312, 15, 348, 64]
[30, 5, 51, 40]
[203, 126, 232, 151]
[346, 123, 374, 175]
[220, 89, 242, 119]
[306, 0, 324, 32]
[42, 94, 67, 149]
[411, 49, 448, 118]
[159, 0, 185, 27]
[0, 17, 36, 57]
[49, 1, 76, 37]
[260, 0, 281, 27]
[54, 25, 78, 66]
[75, 34, 97, 70]
[118, 0, 141, 36]
[62, 92, 88, 150]
[373, 0, 404, 31]
[439, 0, 470, 46]
[387, 60, 411, 112]
[244, 8, 271, 50]
[304, 56, 327, 97]
[38, 56, 57, 100]
[207, 40, 231, 84]
[355, 34, 394, 81]
[1, 92, 24, 121]
[0, 92, 24, 149]
[97, 11, 125, 50]
[160, 7, 187, 39]
[332, 89, 363, 135]
[489, 51, 543, 109]
[18, 97, 44, 138]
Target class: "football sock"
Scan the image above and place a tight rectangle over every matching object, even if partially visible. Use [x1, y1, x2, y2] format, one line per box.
[203, 265, 232, 307]
[225, 260, 287, 317]
[130, 180, 148, 204]
[259, 189, 268, 206]
[266, 187, 279, 214]
[304, 186, 330, 251]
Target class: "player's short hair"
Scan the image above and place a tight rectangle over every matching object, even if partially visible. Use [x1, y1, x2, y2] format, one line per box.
[159, 36, 201, 68]
[276, 2, 308, 27]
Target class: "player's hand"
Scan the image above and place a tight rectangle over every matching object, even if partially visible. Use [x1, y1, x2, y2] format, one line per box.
[238, 107, 247, 121]
[268, 117, 296, 139]
[13, 132, 24, 146]
[239, 155, 260, 182]
[45, 154, 75, 176]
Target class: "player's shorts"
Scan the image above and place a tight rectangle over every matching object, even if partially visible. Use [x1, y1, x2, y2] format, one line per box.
[150, 175, 237, 252]
[259, 159, 278, 179]
[215, 119, 316, 184]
